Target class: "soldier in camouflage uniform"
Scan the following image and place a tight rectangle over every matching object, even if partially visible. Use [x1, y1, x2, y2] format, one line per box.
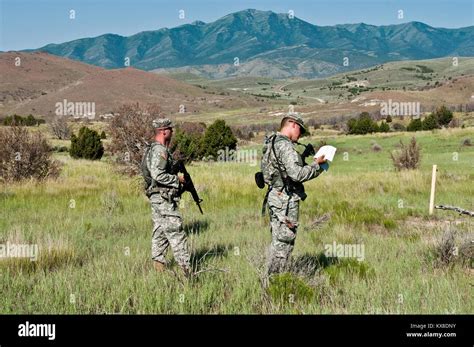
[146, 118, 191, 276]
[264, 113, 327, 275]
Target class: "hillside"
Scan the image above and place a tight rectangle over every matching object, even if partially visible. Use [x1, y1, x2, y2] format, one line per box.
[0, 52, 262, 118]
[166, 57, 474, 125]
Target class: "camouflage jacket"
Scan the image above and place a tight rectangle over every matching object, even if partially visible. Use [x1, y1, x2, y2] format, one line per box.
[268, 133, 323, 200]
[147, 142, 179, 200]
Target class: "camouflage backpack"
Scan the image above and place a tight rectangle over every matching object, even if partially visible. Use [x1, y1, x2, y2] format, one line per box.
[255, 132, 287, 187]
[261, 132, 279, 185]
[141, 142, 159, 195]
[255, 132, 290, 215]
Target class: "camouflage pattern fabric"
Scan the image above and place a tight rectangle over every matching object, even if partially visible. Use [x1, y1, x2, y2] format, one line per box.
[147, 142, 191, 272]
[266, 133, 324, 274]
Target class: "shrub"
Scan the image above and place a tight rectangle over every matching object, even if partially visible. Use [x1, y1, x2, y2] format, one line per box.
[407, 118, 422, 132]
[371, 143, 382, 152]
[428, 229, 473, 268]
[0, 126, 61, 182]
[171, 122, 207, 162]
[383, 219, 397, 230]
[2, 114, 46, 126]
[390, 137, 421, 170]
[347, 112, 379, 134]
[421, 114, 439, 130]
[457, 234, 474, 268]
[108, 103, 159, 174]
[267, 273, 315, 304]
[435, 230, 457, 266]
[379, 121, 390, 132]
[101, 191, 124, 215]
[407, 106, 454, 132]
[70, 127, 104, 160]
[49, 117, 71, 140]
[201, 119, 237, 159]
[433, 105, 453, 127]
[391, 123, 406, 132]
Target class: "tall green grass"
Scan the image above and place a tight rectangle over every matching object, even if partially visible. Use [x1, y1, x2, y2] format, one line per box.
[0, 128, 472, 313]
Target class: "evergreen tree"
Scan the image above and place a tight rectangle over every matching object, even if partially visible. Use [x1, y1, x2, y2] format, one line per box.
[407, 118, 422, 132]
[201, 120, 237, 158]
[70, 127, 104, 160]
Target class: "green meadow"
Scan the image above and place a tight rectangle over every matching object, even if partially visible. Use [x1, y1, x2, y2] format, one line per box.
[1, 127, 473, 313]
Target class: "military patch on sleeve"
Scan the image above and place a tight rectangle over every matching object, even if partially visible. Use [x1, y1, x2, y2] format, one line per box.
[156, 149, 168, 169]
[150, 145, 168, 170]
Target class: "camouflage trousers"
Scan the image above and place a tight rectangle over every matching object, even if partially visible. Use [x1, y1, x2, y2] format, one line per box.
[267, 188, 300, 275]
[150, 194, 191, 272]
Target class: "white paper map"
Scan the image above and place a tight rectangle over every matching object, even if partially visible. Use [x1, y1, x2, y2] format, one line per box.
[314, 145, 337, 162]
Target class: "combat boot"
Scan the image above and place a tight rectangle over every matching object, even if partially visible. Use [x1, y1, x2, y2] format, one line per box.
[153, 261, 166, 272]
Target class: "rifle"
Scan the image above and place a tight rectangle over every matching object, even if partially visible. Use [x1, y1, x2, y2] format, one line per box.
[171, 160, 204, 214]
[435, 205, 474, 217]
[297, 142, 316, 161]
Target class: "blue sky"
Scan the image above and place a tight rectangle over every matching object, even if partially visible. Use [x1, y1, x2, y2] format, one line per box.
[0, 0, 473, 51]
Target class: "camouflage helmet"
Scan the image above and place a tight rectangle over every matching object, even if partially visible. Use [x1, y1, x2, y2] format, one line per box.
[152, 118, 174, 130]
[283, 112, 307, 135]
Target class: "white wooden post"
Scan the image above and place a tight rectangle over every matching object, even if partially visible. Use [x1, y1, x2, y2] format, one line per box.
[429, 165, 437, 215]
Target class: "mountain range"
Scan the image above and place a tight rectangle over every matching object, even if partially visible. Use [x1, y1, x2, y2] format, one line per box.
[26, 9, 474, 79]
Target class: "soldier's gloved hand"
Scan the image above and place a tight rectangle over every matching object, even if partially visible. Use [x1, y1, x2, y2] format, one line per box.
[178, 175, 186, 184]
[301, 143, 315, 159]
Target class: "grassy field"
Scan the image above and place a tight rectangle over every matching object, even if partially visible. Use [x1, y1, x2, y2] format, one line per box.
[1, 127, 473, 314]
[171, 57, 474, 104]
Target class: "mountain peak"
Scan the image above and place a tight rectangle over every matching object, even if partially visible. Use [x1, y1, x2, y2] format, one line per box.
[227, 8, 274, 18]
[191, 20, 206, 26]
[405, 21, 433, 29]
[237, 8, 262, 14]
